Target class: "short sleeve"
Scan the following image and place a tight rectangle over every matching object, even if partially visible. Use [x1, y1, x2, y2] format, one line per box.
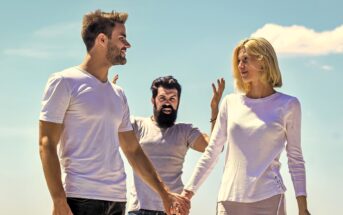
[130, 116, 141, 141]
[39, 73, 71, 124]
[118, 90, 133, 132]
[186, 124, 202, 148]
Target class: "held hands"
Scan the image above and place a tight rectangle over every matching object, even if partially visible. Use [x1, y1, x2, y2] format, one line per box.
[211, 78, 225, 112]
[163, 192, 190, 215]
[181, 189, 194, 200]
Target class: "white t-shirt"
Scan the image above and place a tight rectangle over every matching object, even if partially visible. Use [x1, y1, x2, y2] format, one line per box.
[127, 117, 202, 212]
[185, 92, 307, 202]
[39, 67, 133, 202]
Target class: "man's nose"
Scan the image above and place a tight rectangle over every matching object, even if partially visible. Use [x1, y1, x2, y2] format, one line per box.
[125, 40, 131, 48]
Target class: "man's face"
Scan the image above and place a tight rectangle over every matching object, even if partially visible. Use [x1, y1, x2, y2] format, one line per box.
[153, 87, 179, 128]
[106, 23, 131, 65]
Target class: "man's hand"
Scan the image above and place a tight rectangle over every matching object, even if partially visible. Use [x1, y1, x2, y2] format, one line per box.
[181, 189, 194, 200]
[112, 74, 119, 84]
[211, 78, 225, 111]
[162, 192, 190, 215]
[52, 198, 73, 215]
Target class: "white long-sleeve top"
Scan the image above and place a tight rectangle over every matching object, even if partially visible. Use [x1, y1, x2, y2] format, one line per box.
[184, 92, 307, 202]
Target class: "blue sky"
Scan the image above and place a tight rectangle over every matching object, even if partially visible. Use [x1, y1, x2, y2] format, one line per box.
[1, 0, 342, 214]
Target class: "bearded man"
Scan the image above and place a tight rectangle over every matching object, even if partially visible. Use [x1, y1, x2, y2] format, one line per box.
[124, 76, 225, 215]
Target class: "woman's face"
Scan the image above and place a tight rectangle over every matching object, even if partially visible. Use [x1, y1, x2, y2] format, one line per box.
[237, 48, 263, 85]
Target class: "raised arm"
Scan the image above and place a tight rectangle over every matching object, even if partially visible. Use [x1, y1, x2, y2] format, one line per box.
[39, 120, 73, 215]
[118, 130, 190, 215]
[210, 78, 225, 131]
[182, 95, 228, 201]
[191, 78, 225, 153]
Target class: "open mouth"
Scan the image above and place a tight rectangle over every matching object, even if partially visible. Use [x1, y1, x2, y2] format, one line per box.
[162, 108, 172, 114]
[121, 49, 126, 57]
[240, 71, 248, 78]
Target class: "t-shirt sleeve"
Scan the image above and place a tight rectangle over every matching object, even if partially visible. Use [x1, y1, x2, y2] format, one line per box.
[130, 116, 141, 141]
[118, 90, 133, 132]
[39, 73, 71, 124]
[186, 124, 202, 148]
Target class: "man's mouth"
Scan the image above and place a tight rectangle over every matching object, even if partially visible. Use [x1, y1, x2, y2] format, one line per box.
[162, 108, 172, 114]
[121, 49, 126, 57]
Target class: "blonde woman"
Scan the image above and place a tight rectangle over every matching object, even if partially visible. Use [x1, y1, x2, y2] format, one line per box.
[182, 37, 310, 215]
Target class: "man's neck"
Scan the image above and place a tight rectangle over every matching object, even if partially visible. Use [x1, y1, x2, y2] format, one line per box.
[79, 54, 111, 83]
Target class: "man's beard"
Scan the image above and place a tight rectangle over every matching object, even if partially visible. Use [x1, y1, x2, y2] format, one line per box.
[153, 104, 178, 128]
[106, 42, 127, 65]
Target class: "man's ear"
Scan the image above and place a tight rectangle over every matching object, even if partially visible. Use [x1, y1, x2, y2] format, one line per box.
[95, 33, 108, 48]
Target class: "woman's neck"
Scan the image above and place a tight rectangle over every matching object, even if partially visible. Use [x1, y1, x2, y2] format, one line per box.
[246, 82, 275, 99]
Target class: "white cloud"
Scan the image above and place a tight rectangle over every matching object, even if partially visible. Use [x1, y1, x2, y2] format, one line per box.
[251, 23, 343, 56]
[3, 48, 51, 59]
[305, 60, 334, 72]
[321, 65, 333, 71]
[2, 21, 83, 59]
[2, 21, 81, 59]
[33, 22, 80, 38]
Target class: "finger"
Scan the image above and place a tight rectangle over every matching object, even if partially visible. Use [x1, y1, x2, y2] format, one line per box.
[178, 199, 190, 213]
[112, 74, 119, 84]
[211, 83, 217, 94]
[219, 78, 225, 89]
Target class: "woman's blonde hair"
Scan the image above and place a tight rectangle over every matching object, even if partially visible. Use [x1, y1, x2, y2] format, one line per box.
[232, 37, 282, 93]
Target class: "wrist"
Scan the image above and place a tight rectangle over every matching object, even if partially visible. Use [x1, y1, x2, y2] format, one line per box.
[211, 111, 218, 119]
[157, 183, 170, 202]
[182, 189, 194, 200]
[52, 195, 67, 205]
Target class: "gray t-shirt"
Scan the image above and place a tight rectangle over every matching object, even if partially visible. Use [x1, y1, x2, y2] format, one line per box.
[127, 116, 202, 212]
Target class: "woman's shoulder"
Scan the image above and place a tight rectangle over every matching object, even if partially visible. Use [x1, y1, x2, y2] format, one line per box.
[225, 92, 244, 100]
[276, 92, 301, 111]
[277, 92, 300, 103]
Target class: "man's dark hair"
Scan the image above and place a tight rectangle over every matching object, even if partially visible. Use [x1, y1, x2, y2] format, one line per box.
[81, 10, 128, 51]
[150, 76, 181, 99]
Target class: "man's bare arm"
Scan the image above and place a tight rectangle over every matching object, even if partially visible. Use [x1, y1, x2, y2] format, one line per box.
[119, 130, 190, 215]
[39, 120, 73, 215]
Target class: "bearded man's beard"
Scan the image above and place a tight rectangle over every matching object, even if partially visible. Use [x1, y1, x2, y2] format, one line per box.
[153, 104, 178, 128]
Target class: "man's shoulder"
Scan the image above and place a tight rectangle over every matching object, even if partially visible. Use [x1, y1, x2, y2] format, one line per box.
[54, 66, 81, 77]
[110, 83, 125, 94]
[48, 67, 85, 84]
[130, 116, 150, 125]
[174, 121, 198, 130]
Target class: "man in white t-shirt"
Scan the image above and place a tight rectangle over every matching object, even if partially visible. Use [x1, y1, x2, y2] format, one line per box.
[113, 76, 224, 215]
[39, 10, 189, 215]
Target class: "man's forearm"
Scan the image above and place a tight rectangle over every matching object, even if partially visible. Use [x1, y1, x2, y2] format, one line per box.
[39, 139, 66, 202]
[125, 146, 169, 199]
